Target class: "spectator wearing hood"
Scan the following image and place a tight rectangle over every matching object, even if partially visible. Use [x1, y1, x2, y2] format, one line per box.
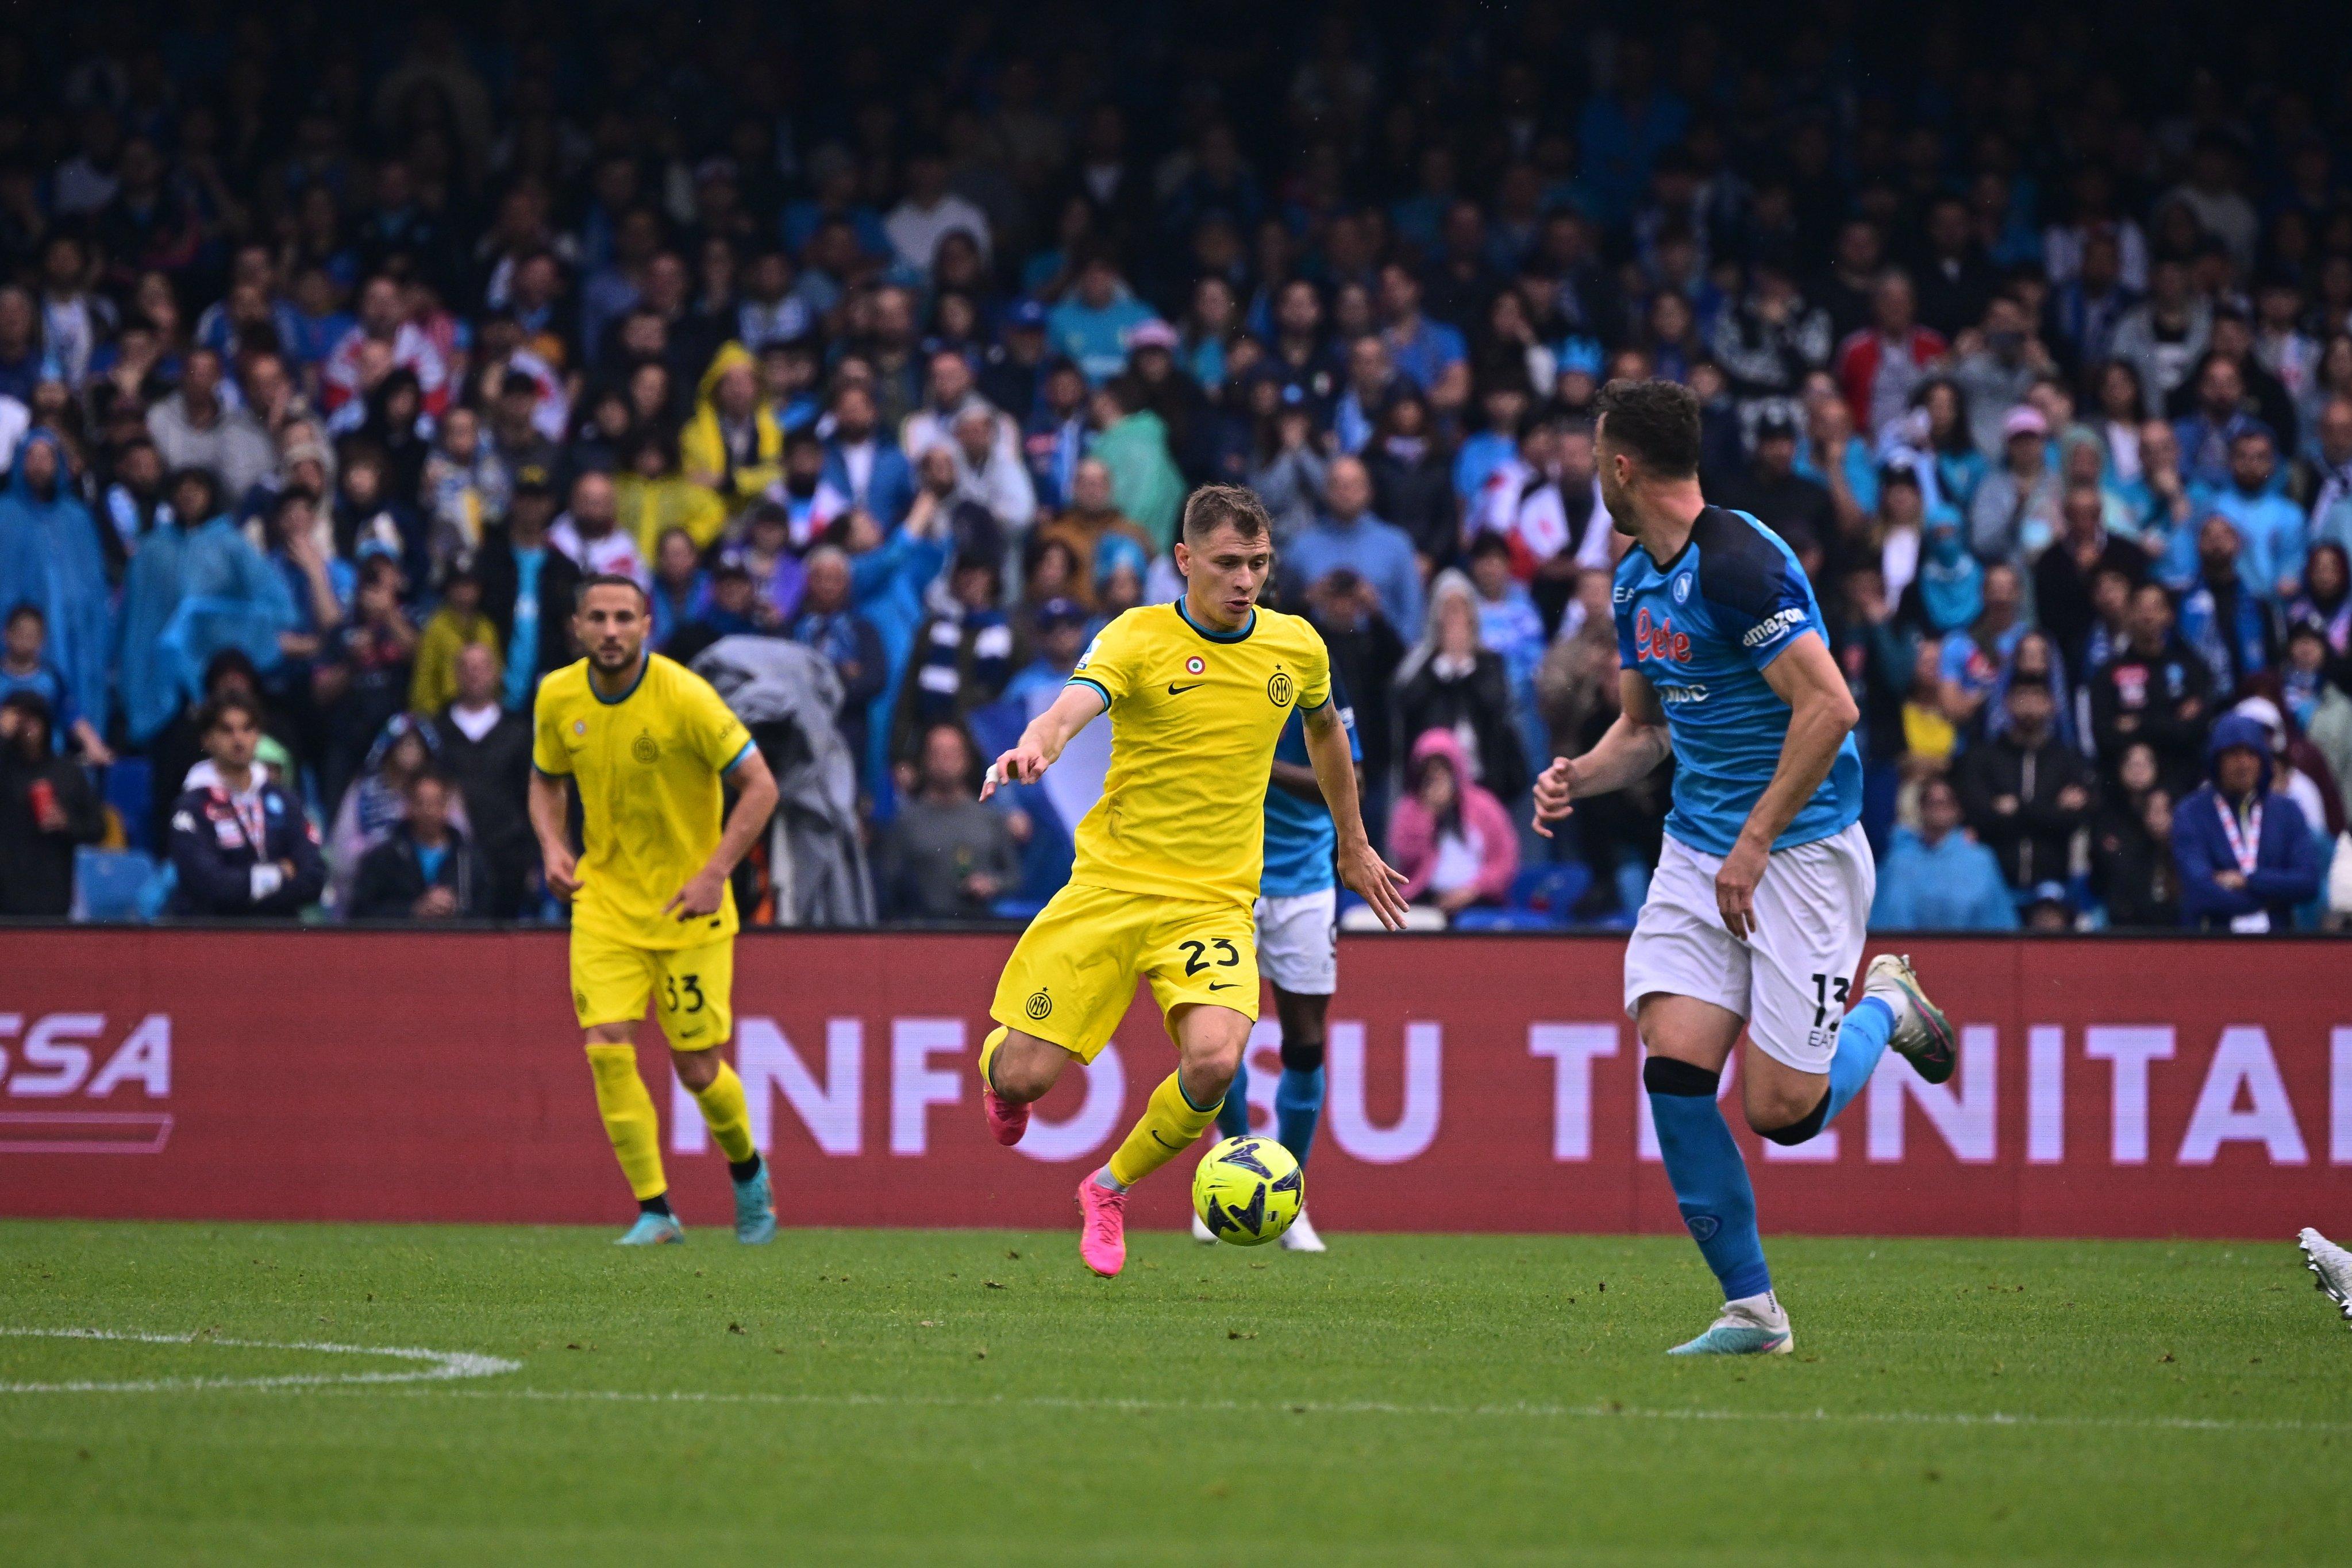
[681, 341, 782, 519]
[2172, 711, 2322, 932]
[1869, 776, 2018, 930]
[1954, 672, 2096, 892]
[1895, 508, 1985, 640]
[115, 467, 299, 748]
[0, 432, 111, 741]
[1388, 727, 1518, 918]
[618, 432, 727, 557]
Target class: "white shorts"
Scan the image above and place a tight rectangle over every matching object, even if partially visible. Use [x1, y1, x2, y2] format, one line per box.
[1621, 823, 1875, 1074]
[1253, 887, 1338, 996]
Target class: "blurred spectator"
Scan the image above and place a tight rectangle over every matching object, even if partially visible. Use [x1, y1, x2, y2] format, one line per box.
[2091, 742, 2181, 929]
[1718, 409, 1831, 560]
[1835, 271, 1947, 438]
[476, 467, 582, 713]
[1395, 576, 1527, 802]
[549, 470, 646, 586]
[877, 722, 1020, 919]
[431, 642, 535, 919]
[1046, 253, 1153, 384]
[116, 467, 297, 748]
[2195, 427, 2304, 605]
[1969, 406, 2061, 563]
[1954, 673, 2095, 892]
[2034, 481, 2150, 669]
[1937, 563, 2026, 733]
[2172, 712, 2322, 932]
[1286, 456, 1423, 642]
[2091, 580, 2216, 795]
[351, 769, 488, 921]
[0, 433, 111, 742]
[893, 553, 1013, 762]
[1034, 458, 1154, 610]
[1307, 568, 1405, 798]
[2281, 620, 2352, 829]
[0, 692, 103, 916]
[146, 346, 272, 500]
[791, 545, 887, 768]
[1363, 388, 1456, 567]
[167, 693, 325, 919]
[409, 567, 500, 719]
[618, 434, 726, 560]
[2176, 516, 2272, 694]
[1388, 729, 1517, 918]
[821, 384, 916, 527]
[682, 342, 783, 519]
[1088, 376, 1184, 549]
[1869, 776, 2017, 930]
[0, 603, 110, 761]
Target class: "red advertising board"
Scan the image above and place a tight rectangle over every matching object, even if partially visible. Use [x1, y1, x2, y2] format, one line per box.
[4, 930, 2348, 1239]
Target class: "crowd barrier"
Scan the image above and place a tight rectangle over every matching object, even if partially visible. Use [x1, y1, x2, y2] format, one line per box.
[5, 930, 2348, 1239]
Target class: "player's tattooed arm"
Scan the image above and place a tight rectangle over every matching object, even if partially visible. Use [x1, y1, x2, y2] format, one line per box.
[1532, 669, 1672, 838]
[981, 681, 1107, 799]
[1304, 699, 1408, 930]
[1716, 630, 1860, 938]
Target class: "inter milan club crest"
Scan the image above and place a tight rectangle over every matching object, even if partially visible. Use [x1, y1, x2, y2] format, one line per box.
[1025, 988, 1053, 1020]
[1266, 670, 1294, 707]
[632, 731, 660, 764]
[1184, 656, 1206, 675]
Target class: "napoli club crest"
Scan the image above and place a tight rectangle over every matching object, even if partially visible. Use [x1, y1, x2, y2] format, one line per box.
[1673, 573, 1691, 603]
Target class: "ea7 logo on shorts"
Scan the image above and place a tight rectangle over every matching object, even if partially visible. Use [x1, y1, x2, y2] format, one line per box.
[1633, 608, 1691, 663]
[1025, 989, 1053, 1020]
[1742, 607, 1807, 649]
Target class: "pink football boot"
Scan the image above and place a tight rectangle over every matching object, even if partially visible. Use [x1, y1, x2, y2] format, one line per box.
[982, 1087, 1029, 1147]
[1075, 1175, 1129, 1277]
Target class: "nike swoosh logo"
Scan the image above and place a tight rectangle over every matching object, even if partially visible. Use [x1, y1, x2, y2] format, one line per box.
[1151, 1131, 1182, 1150]
[1207, 983, 1234, 991]
[1166, 683, 1203, 695]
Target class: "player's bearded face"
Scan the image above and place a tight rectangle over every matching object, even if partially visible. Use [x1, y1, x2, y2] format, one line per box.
[1597, 436, 1635, 531]
[576, 590, 649, 672]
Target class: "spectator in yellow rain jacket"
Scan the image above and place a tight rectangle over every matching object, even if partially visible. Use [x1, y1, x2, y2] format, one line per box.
[680, 340, 783, 518]
[619, 430, 728, 555]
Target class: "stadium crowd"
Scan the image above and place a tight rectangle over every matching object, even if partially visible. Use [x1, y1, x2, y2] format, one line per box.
[0, 1, 2349, 933]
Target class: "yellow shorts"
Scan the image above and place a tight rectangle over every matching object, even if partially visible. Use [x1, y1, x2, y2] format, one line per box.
[990, 882, 1259, 1063]
[569, 926, 736, 1050]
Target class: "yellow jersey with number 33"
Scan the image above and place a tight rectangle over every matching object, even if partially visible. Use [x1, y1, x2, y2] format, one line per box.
[1065, 600, 1331, 910]
[532, 653, 755, 949]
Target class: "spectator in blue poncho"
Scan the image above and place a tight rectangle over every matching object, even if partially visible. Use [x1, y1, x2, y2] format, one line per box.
[115, 467, 297, 746]
[0, 430, 111, 741]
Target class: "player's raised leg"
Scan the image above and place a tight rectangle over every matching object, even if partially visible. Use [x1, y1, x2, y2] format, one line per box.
[2299, 1229, 2352, 1323]
[1083, 1001, 1246, 1277]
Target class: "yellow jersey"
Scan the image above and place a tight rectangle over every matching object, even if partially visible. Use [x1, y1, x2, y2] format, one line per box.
[532, 653, 755, 949]
[1065, 599, 1331, 910]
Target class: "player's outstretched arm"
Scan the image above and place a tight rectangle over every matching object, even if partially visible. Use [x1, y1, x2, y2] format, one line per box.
[667, 748, 780, 920]
[1303, 698, 1409, 930]
[1533, 669, 1672, 838]
[1716, 630, 1859, 939]
[980, 681, 1106, 799]
[528, 770, 582, 900]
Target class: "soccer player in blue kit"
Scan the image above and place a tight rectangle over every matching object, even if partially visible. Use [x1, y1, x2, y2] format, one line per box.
[1534, 379, 1957, 1356]
[1193, 683, 1364, 1253]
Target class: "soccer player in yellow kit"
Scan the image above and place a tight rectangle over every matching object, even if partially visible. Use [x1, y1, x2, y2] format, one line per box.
[529, 575, 782, 1245]
[977, 486, 1409, 1276]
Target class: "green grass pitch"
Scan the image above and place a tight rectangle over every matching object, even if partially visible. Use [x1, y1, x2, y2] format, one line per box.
[2, 1219, 2346, 1565]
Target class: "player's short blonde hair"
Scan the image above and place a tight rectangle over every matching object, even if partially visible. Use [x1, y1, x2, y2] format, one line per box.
[1180, 484, 1272, 546]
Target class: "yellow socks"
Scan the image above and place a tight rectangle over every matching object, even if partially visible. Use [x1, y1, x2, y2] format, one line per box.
[691, 1060, 757, 1165]
[979, 1026, 1008, 1093]
[1106, 1071, 1223, 1188]
[586, 1044, 668, 1200]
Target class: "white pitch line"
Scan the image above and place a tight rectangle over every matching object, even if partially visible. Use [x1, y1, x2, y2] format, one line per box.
[0, 1326, 520, 1392]
[307, 1381, 2349, 1437]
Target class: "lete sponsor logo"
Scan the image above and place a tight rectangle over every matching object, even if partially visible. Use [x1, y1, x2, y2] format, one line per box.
[1633, 608, 1692, 664]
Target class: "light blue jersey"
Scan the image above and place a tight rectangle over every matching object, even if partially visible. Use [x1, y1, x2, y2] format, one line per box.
[1260, 679, 1361, 899]
[1612, 505, 1861, 856]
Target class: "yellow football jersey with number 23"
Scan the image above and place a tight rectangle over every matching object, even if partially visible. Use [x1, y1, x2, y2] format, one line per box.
[1065, 600, 1331, 910]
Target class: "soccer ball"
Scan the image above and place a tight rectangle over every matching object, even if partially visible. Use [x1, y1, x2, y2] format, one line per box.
[1192, 1135, 1303, 1246]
